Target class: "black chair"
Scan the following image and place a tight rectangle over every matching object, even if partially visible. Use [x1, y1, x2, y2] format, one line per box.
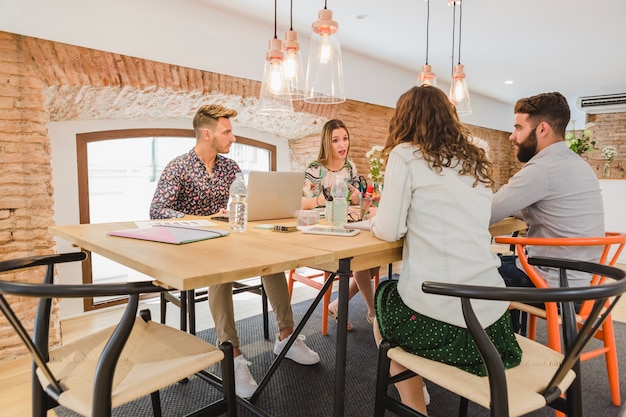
[160, 279, 269, 338]
[0, 251, 236, 417]
[374, 257, 626, 417]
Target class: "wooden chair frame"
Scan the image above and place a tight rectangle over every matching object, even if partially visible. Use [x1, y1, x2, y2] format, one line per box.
[160, 280, 269, 338]
[0, 252, 236, 417]
[494, 232, 626, 406]
[287, 268, 379, 335]
[374, 257, 626, 417]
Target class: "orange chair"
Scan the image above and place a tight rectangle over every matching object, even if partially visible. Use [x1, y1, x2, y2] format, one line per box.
[287, 268, 380, 335]
[495, 232, 626, 406]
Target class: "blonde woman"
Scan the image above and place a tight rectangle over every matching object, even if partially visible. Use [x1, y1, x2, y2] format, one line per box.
[301, 119, 379, 330]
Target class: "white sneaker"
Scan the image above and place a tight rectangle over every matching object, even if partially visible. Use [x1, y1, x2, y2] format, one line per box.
[233, 355, 258, 398]
[273, 333, 321, 365]
[423, 383, 431, 406]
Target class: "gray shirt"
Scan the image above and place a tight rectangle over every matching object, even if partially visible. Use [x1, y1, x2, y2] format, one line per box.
[491, 141, 605, 287]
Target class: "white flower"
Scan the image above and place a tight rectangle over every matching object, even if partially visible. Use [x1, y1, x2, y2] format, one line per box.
[602, 146, 617, 161]
[565, 120, 597, 155]
[365, 145, 384, 159]
[366, 146, 385, 183]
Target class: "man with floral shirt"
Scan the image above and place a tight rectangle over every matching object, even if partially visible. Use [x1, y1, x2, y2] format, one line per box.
[150, 104, 320, 399]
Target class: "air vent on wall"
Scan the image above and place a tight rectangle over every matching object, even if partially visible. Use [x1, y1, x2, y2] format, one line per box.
[577, 93, 626, 114]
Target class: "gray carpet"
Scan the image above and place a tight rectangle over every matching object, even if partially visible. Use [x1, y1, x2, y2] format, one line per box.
[55, 285, 626, 416]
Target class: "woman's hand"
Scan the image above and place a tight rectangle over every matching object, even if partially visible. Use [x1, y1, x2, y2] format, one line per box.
[301, 195, 325, 210]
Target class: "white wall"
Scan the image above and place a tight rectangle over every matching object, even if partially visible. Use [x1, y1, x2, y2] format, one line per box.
[599, 180, 626, 264]
[49, 118, 291, 318]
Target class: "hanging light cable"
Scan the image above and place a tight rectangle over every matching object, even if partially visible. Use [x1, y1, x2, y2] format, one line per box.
[259, 0, 293, 115]
[417, 0, 437, 86]
[281, 0, 305, 100]
[450, 1, 456, 79]
[448, 0, 472, 116]
[304, 0, 345, 104]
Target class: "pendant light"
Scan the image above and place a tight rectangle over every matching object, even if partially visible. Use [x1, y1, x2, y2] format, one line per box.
[417, 0, 437, 87]
[304, 0, 345, 104]
[282, 0, 305, 100]
[259, 0, 294, 115]
[448, 0, 472, 115]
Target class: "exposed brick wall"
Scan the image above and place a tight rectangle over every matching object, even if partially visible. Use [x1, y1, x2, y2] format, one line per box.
[0, 32, 60, 360]
[584, 113, 626, 179]
[1, 31, 623, 362]
[288, 99, 515, 189]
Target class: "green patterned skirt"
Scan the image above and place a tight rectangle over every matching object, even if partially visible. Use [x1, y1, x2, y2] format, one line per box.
[375, 280, 522, 376]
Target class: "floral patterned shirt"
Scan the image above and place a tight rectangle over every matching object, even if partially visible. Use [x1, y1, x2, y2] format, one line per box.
[303, 159, 358, 205]
[149, 149, 241, 219]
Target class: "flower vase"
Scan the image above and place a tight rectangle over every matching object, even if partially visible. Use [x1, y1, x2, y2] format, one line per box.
[372, 182, 382, 206]
[373, 182, 382, 196]
[603, 162, 611, 178]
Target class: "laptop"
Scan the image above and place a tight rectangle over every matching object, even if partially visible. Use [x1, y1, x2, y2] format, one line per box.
[246, 171, 304, 221]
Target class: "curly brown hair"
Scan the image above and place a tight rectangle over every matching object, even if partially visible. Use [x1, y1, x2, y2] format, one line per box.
[384, 85, 493, 187]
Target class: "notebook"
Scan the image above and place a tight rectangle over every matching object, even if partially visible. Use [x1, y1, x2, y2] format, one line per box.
[107, 225, 229, 244]
[246, 171, 305, 221]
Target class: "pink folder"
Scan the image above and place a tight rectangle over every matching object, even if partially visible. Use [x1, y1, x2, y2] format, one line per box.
[107, 225, 229, 245]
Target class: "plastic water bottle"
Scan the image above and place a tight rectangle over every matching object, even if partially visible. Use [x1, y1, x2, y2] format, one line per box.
[331, 176, 348, 227]
[229, 173, 248, 232]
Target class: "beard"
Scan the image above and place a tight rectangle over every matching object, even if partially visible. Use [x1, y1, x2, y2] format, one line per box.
[516, 127, 538, 163]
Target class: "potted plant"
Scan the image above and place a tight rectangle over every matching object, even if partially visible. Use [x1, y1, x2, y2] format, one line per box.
[565, 121, 597, 155]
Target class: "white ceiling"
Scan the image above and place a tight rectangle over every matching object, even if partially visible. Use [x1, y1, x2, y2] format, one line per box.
[1, 0, 624, 130]
[198, 0, 626, 118]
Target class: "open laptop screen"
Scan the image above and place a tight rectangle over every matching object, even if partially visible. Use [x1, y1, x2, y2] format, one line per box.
[246, 171, 304, 221]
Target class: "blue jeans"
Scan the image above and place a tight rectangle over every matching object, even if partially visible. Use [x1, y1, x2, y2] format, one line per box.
[498, 255, 534, 288]
[498, 255, 582, 334]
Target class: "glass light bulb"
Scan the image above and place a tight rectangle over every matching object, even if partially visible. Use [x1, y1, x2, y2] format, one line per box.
[319, 35, 332, 64]
[452, 79, 466, 101]
[269, 61, 283, 94]
[283, 53, 297, 80]
[448, 66, 471, 116]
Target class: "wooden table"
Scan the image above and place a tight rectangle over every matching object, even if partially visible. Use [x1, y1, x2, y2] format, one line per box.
[244, 221, 403, 413]
[489, 216, 527, 237]
[50, 220, 403, 417]
[50, 216, 520, 416]
[50, 221, 335, 290]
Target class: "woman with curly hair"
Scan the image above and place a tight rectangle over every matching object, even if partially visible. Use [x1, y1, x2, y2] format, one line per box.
[369, 86, 522, 414]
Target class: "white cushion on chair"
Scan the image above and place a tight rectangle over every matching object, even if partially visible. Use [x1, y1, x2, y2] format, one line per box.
[387, 334, 576, 417]
[36, 317, 223, 417]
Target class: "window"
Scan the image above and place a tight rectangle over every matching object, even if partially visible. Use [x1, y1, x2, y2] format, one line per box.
[76, 128, 276, 310]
